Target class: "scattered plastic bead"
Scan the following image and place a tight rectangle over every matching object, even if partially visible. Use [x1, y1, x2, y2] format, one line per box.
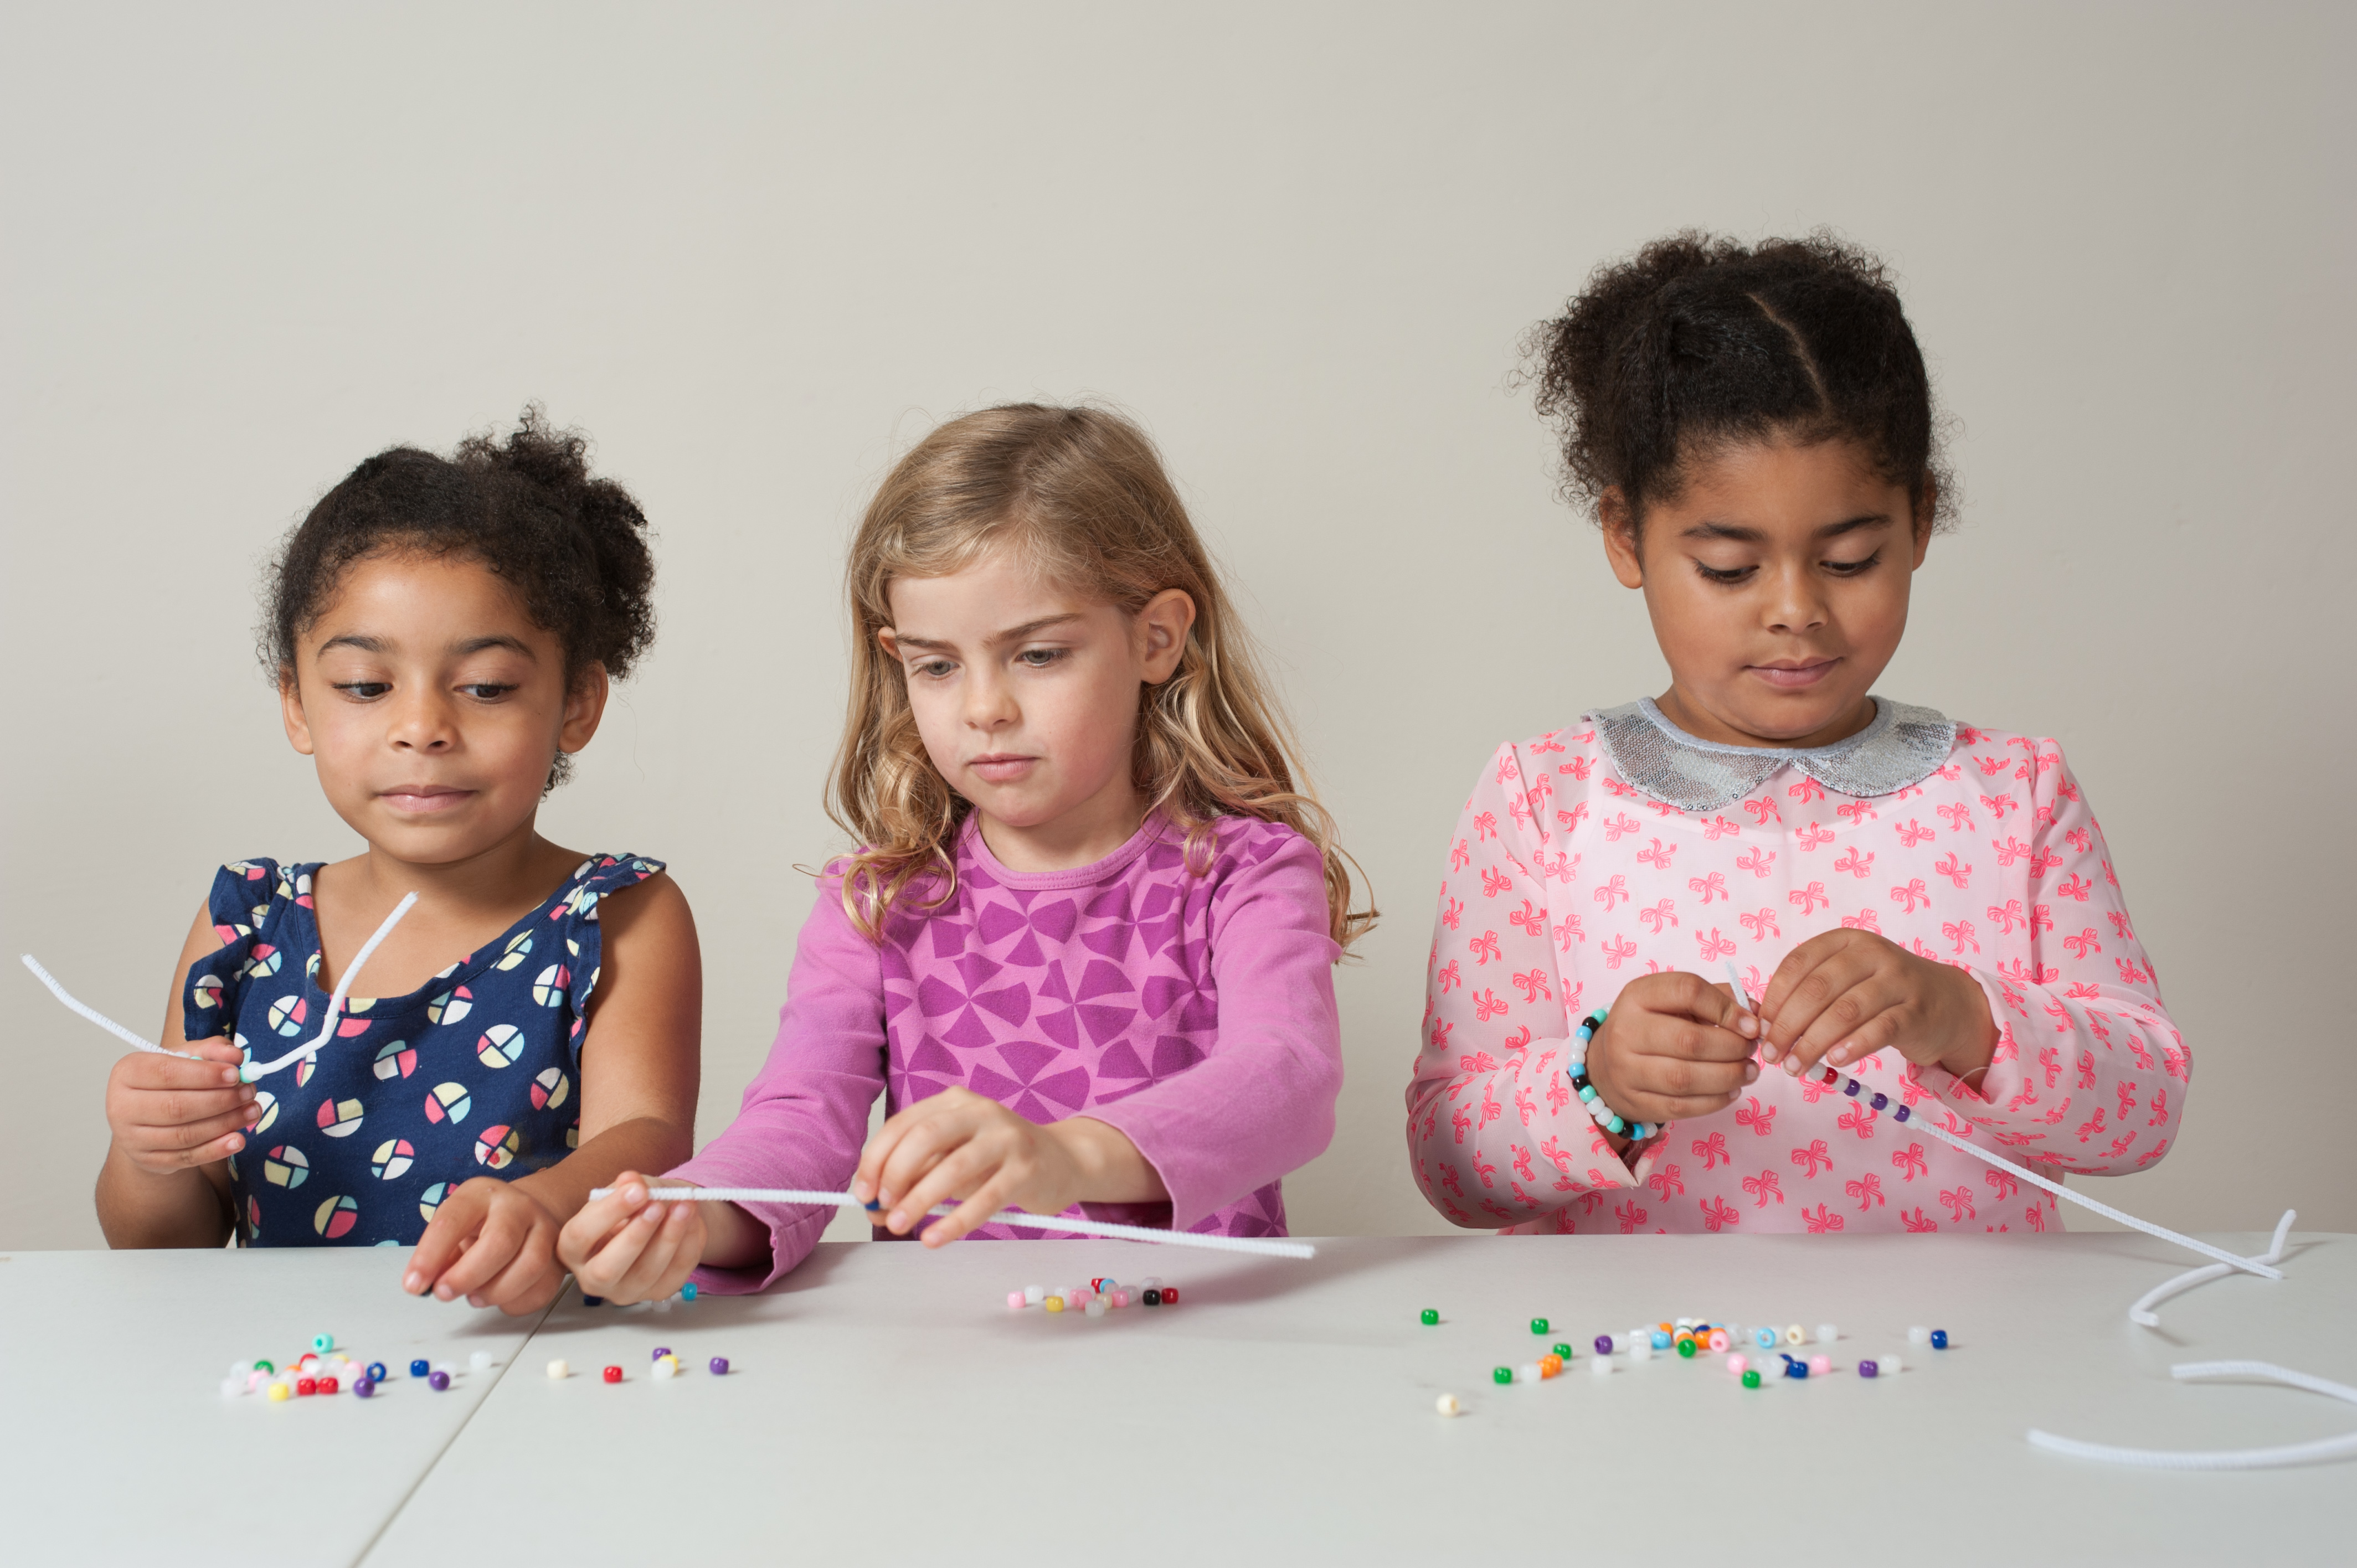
[1930, 1329, 1949, 1350]
[1538, 1355, 1562, 1378]
[409, 1359, 430, 1378]
[1707, 1330, 1730, 1353]
[297, 1353, 318, 1369]
[219, 1378, 243, 1397]
[1753, 1327, 1778, 1349]
[1787, 1360, 1808, 1381]
[1727, 1354, 1748, 1376]
[1492, 1366, 1512, 1385]
[469, 1352, 493, 1373]
[547, 1360, 569, 1379]
[1552, 1343, 1573, 1360]
[1907, 1325, 1931, 1345]
[246, 1371, 269, 1392]
[655, 1297, 673, 1312]
[1676, 1338, 1697, 1359]
[1007, 1291, 1027, 1309]
[254, 1359, 275, 1374]
[1085, 1297, 1108, 1318]
[1741, 1370, 1761, 1389]
[267, 1383, 291, 1403]
[354, 1378, 375, 1398]
[1589, 1355, 1613, 1377]
[1435, 1393, 1461, 1416]
[1649, 1329, 1671, 1351]
[1817, 1323, 1838, 1343]
[1783, 1324, 1806, 1347]
[1808, 1356, 1830, 1376]
[1530, 1317, 1550, 1335]
[1025, 1285, 1044, 1305]
[652, 1356, 678, 1380]
[603, 1365, 623, 1383]
[652, 1346, 672, 1360]
[1111, 1291, 1131, 1308]
[318, 1376, 340, 1395]
[582, 1295, 604, 1307]
[1629, 1337, 1653, 1362]
[681, 1282, 698, 1301]
[1882, 1353, 1904, 1374]
[312, 1334, 333, 1353]
[296, 1378, 317, 1397]
[708, 1358, 729, 1376]
[1518, 1362, 1542, 1384]
[1141, 1290, 1161, 1307]
[230, 1360, 253, 1380]
[1594, 1335, 1614, 1355]
[1161, 1287, 1180, 1306]
[427, 1371, 450, 1391]
[1422, 1309, 1439, 1326]
[1859, 1359, 1880, 1379]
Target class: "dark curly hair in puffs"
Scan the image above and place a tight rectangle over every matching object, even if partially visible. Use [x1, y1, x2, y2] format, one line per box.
[261, 406, 656, 789]
[1526, 230, 1955, 540]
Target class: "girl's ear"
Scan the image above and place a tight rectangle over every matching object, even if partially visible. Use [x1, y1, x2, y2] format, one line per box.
[559, 662, 611, 756]
[1599, 488, 1646, 589]
[279, 666, 316, 756]
[1910, 473, 1938, 569]
[1136, 589, 1197, 684]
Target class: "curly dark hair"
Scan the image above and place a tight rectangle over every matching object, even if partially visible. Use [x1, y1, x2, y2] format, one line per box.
[1526, 230, 1954, 537]
[261, 406, 656, 788]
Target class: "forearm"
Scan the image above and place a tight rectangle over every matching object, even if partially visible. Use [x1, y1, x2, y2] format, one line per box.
[95, 1145, 231, 1249]
[512, 1114, 694, 1224]
[1052, 1116, 1170, 1204]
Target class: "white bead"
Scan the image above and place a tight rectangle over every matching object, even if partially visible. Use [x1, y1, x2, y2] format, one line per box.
[1907, 1325, 1931, 1344]
[1518, 1363, 1542, 1384]
[1140, 1277, 1161, 1289]
[1589, 1354, 1613, 1377]
[1760, 1357, 1785, 1379]
[652, 1357, 677, 1380]
[1784, 1324, 1806, 1346]
[1435, 1393, 1462, 1416]
[229, 1361, 253, 1380]
[1882, 1353, 1904, 1374]
[219, 1378, 245, 1397]
[1084, 1297, 1107, 1318]
[547, 1359, 569, 1379]
[1629, 1338, 1653, 1361]
[1818, 1323, 1838, 1343]
[1024, 1285, 1044, 1305]
[654, 1297, 673, 1312]
[469, 1352, 493, 1372]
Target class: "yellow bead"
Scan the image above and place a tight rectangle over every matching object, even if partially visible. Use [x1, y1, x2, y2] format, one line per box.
[1045, 1296, 1064, 1313]
[267, 1383, 290, 1402]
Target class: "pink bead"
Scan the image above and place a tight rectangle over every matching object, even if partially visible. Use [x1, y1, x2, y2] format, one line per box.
[1707, 1330, 1730, 1353]
[1007, 1291, 1026, 1309]
[1809, 1355, 1831, 1376]
[1113, 1291, 1131, 1308]
[1727, 1354, 1748, 1376]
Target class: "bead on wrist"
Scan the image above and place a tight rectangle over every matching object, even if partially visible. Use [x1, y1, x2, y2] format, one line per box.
[1564, 1005, 1660, 1142]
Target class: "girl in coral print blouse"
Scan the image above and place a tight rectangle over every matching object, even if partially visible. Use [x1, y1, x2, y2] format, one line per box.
[1408, 233, 2184, 1235]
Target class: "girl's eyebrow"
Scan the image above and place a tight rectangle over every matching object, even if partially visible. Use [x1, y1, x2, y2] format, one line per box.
[893, 613, 1084, 653]
[316, 632, 537, 658]
[1680, 514, 1893, 543]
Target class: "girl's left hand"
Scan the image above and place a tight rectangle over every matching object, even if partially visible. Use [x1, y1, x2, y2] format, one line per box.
[1754, 929, 1998, 1084]
[401, 1177, 565, 1315]
[853, 1086, 1108, 1249]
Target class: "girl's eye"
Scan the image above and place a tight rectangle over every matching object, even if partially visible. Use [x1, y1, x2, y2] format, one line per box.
[1695, 563, 1755, 585]
[1016, 648, 1066, 668]
[913, 659, 956, 679]
[1824, 551, 1883, 576]
[458, 683, 516, 700]
[331, 682, 391, 700]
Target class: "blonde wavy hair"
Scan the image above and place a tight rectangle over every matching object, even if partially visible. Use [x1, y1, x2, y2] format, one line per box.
[828, 403, 1375, 953]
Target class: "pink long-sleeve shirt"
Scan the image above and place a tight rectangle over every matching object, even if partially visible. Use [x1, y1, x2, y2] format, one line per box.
[1407, 699, 2187, 1236]
[676, 811, 1342, 1291]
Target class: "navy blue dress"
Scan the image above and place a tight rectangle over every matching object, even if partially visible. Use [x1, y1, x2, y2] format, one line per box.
[184, 854, 663, 1246]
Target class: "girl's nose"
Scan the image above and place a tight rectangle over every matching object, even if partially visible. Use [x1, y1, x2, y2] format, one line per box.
[1763, 564, 1829, 633]
[963, 668, 1019, 730]
[388, 693, 457, 751]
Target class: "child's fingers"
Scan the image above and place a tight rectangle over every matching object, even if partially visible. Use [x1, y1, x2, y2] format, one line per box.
[885, 1140, 1002, 1235]
[1786, 988, 1911, 1075]
[126, 1102, 262, 1163]
[856, 1094, 963, 1204]
[570, 1202, 662, 1297]
[871, 1109, 974, 1214]
[431, 1203, 532, 1301]
[919, 1170, 1018, 1249]
[402, 1185, 489, 1295]
[468, 1234, 563, 1314]
[607, 1199, 698, 1302]
[1758, 941, 1875, 1063]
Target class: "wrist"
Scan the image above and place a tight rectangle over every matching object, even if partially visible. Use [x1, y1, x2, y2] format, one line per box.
[1932, 967, 1999, 1085]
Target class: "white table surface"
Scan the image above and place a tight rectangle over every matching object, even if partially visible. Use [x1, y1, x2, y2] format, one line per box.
[0, 1247, 549, 1566]
[357, 1229, 2353, 1567]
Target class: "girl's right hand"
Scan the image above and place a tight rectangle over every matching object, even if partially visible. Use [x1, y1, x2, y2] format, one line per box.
[104, 1040, 261, 1173]
[556, 1173, 705, 1304]
[1583, 971, 1761, 1131]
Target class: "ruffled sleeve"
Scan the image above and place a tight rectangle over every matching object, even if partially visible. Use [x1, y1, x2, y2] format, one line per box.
[183, 859, 294, 1043]
[542, 854, 666, 1056]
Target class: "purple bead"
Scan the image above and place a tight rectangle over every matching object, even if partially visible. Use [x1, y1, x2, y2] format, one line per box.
[353, 1378, 376, 1397]
[1893, 1105, 1911, 1122]
[1594, 1335, 1613, 1355]
[1859, 1359, 1879, 1378]
[426, 1370, 450, 1391]
[651, 1346, 672, 1360]
[1869, 1092, 1887, 1111]
[708, 1357, 729, 1376]
[1843, 1080, 1861, 1096]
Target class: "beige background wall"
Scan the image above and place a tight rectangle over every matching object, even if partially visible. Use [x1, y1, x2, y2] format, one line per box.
[4, 3, 2350, 1251]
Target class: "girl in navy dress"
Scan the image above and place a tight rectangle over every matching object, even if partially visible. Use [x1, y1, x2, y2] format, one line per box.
[94, 410, 702, 1316]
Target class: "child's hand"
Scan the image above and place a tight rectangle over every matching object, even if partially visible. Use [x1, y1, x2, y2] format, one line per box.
[555, 1173, 705, 1305]
[1583, 971, 1760, 1131]
[1756, 929, 1998, 1082]
[852, 1086, 1122, 1248]
[104, 1040, 260, 1174]
[402, 1177, 565, 1316]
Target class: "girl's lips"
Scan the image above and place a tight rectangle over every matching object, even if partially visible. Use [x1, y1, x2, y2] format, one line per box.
[380, 787, 475, 814]
[967, 756, 1037, 784]
[1747, 659, 1838, 689]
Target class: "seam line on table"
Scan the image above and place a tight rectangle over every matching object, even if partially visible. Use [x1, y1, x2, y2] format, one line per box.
[349, 1285, 567, 1568]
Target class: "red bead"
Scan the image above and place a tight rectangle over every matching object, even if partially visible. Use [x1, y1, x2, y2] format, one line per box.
[295, 1378, 317, 1396]
[602, 1365, 623, 1384]
[318, 1376, 339, 1395]
[1160, 1286, 1179, 1306]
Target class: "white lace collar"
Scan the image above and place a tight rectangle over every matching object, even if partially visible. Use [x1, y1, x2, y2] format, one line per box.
[1589, 697, 1957, 813]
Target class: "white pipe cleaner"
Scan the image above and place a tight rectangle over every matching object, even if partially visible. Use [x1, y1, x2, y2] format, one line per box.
[25, 891, 419, 1082]
[588, 1186, 1317, 1259]
[2128, 1209, 2296, 1329]
[2029, 1362, 2357, 1470]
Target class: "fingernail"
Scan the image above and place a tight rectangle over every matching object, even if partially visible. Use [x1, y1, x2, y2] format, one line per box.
[637, 1203, 661, 1224]
[1743, 1062, 1759, 1083]
[886, 1210, 907, 1231]
[240, 1085, 256, 1101]
[227, 1134, 244, 1152]
[404, 1272, 422, 1292]
[220, 1067, 240, 1085]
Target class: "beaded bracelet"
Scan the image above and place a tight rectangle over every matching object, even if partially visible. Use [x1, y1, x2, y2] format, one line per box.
[1564, 1005, 1660, 1142]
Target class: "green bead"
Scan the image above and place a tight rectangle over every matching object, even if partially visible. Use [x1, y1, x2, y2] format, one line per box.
[1677, 1337, 1697, 1359]
[1552, 1343, 1573, 1359]
[1741, 1370, 1761, 1389]
[1530, 1317, 1549, 1335]
[254, 1360, 274, 1374]
[1421, 1309, 1439, 1326]
[1493, 1366, 1512, 1385]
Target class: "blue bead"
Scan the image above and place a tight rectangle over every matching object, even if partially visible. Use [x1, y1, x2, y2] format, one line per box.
[681, 1283, 697, 1301]
[1930, 1330, 1948, 1349]
[1754, 1327, 1777, 1348]
[366, 1362, 387, 1381]
[582, 1294, 604, 1307]
[408, 1359, 429, 1378]
[1869, 1093, 1888, 1111]
[1650, 1330, 1671, 1350]
[1789, 1360, 1808, 1380]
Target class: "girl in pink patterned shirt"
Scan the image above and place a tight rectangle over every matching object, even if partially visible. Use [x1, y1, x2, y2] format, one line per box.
[564, 404, 1372, 1295]
[1408, 234, 2185, 1235]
